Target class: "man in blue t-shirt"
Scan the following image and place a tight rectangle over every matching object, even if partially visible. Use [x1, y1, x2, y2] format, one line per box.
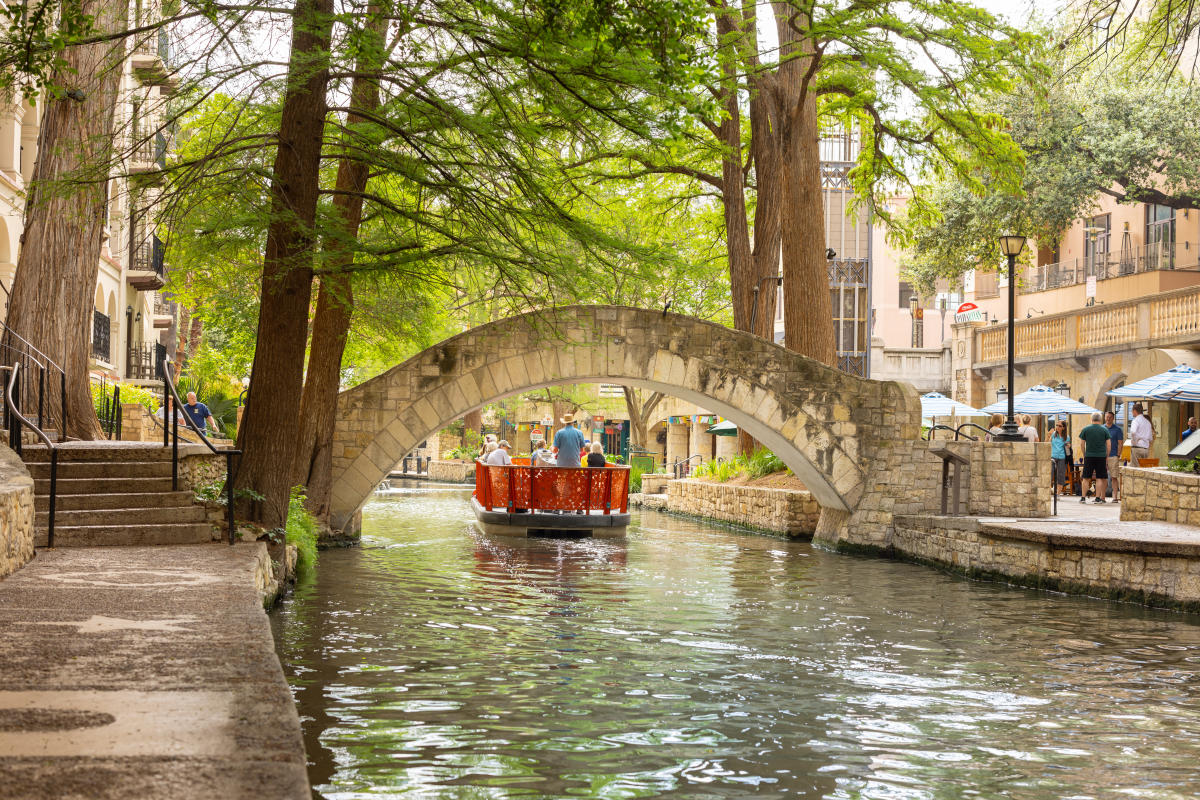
[184, 392, 218, 435]
[552, 414, 586, 467]
[1105, 411, 1123, 503]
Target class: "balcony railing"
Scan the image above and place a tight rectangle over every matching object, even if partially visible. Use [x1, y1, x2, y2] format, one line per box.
[153, 294, 174, 317]
[92, 310, 111, 363]
[1021, 242, 1197, 294]
[126, 342, 158, 380]
[973, 283, 1200, 367]
[131, 234, 165, 277]
[131, 131, 166, 171]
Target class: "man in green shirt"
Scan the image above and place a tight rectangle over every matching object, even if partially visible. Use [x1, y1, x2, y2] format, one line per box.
[1078, 412, 1111, 504]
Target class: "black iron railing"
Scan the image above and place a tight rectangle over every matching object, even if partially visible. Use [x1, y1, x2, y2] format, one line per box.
[97, 380, 121, 440]
[92, 310, 111, 362]
[0, 321, 68, 441]
[2, 363, 57, 546]
[126, 342, 158, 380]
[132, 232, 166, 277]
[160, 355, 241, 545]
[672, 454, 702, 479]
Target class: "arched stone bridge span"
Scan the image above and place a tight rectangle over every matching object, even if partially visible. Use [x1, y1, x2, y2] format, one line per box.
[329, 305, 920, 533]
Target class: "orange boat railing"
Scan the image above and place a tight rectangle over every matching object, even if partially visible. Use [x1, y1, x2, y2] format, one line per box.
[474, 458, 630, 514]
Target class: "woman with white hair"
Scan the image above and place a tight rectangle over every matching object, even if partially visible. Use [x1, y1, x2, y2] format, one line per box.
[485, 440, 512, 466]
[585, 441, 607, 467]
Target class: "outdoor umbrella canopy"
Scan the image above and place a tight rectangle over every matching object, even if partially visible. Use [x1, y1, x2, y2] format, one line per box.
[980, 385, 1102, 416]
[920, 392, 984, 418]
[1107, 365, 1200, 400]
[706, 419, 738, 436]
[1151, 373, 1200, 402]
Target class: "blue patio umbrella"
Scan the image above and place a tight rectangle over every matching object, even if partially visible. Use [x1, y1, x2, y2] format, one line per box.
[980, 385, 1101, 416]
[1107, 365, 1200, 400]
[1150, 372, 1200, 402]
[920, 392, 984, 418]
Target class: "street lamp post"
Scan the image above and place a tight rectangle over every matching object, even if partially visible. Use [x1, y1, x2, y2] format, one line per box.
[995, 235, 1027, 442]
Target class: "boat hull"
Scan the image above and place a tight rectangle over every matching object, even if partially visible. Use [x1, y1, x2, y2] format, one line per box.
[470, 497, 629, 538]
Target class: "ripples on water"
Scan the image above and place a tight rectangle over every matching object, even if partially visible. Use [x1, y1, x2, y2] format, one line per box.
[271, 485, 1200, 799]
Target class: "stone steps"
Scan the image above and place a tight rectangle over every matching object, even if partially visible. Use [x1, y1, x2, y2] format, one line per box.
[34, 522, 214, 547]
[28, 460, 173, 479]
[24, 443, 216, 548]
[34, 490, 195, 512]
[36, 504, 207, 529]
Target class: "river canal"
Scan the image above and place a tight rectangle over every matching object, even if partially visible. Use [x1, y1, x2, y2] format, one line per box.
[271, 485, 1200, 799]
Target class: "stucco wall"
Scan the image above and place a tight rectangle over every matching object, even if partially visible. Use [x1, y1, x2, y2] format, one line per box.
[0, 443, 34, 579]
[666, 479, 821, 538]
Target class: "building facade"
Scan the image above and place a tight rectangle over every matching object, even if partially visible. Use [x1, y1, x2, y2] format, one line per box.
[0, 11, 178, 391]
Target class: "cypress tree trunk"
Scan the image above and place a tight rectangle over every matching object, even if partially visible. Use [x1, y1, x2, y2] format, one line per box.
[622, 387, 663, 450]
[774, 5, 834, 365]
[235, 0, 334, 528]
[5, 0, 126, 440]
[291, 9, 386, 524]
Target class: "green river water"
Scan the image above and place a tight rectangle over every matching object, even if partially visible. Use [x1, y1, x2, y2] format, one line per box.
[270, 485, 1200, 799]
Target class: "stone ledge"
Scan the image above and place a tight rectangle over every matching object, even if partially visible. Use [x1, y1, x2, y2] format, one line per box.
[0, 443, 33, 580]
[666, 478, 819, 538]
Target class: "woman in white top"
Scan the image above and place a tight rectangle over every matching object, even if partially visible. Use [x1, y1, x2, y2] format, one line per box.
[1017, 414, 1039, 442]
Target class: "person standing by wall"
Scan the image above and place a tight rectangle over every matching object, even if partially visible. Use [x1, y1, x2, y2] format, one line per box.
[1078, 412, 1111, 504]
[1129, 403, 1154, 467]
[1105, 411, 1124, 503]
[1050, 420, 1070, 495]
[183, 392, 218, 435]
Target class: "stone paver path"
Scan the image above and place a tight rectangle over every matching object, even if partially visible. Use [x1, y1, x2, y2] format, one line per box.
[0, 545, 308, 800]
[984, 499, 1200, 557]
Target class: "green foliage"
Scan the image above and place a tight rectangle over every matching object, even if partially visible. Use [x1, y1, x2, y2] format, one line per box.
[193, 478, 264, 507]
[286, 487, 319, 575]
[689, 448, 789, 483]
[1168, 458, 1200, 474]
[628, 464, 644, 494]
[89, 381, 162, 417]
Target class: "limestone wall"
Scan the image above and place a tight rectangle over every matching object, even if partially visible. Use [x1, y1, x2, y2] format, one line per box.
[427, 460, 475, 484]
[0, 444, 33, 579]
[640, 473, 669, 494]
[820, 440, 1052, 549]
[666, 479, 821, 537]
[1121, 467, 1200, 525]
[893, 515, 1200, 610]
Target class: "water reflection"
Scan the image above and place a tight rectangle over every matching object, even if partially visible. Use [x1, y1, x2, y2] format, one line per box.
[272, 486, 1200, 799]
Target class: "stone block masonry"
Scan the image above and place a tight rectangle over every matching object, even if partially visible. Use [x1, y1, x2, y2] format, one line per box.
[666, 479, 820, 537]
[0, 443, 33, 579]
[427, 460, 475, 484]
[1121, 467, 1200, 525]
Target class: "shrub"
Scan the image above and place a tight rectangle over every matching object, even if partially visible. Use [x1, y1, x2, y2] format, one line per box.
[286, 487, 319, 575]
[746, 447, 787, 478]
[685, 447, 790, 483]
[628, 464, 644, 493]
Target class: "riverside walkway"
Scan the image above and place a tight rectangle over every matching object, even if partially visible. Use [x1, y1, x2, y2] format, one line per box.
[0, 544, 308, 799]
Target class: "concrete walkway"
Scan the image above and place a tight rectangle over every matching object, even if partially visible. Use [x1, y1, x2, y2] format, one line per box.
[985, 499, 1200, 557]
[0, 544, 308, 800]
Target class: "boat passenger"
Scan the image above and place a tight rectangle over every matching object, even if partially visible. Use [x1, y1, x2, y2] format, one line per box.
[586, 441, 607, 467]
[486, 440, 513, 466]
[553, 413, 586, 467]
[531, 438, 555, 466]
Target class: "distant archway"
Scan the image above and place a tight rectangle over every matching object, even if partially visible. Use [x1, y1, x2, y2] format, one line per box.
[329, 306, 920, 532]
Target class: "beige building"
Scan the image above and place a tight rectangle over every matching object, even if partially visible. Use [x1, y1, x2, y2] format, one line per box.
[953, 197, 1200, 460]
[0, 12, 178, 390]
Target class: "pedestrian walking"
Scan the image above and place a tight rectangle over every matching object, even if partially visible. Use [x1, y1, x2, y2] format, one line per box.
[1050, 420, 1070, 495]
[183, 392, 218, 435]
[1078, 412, 1111, 503]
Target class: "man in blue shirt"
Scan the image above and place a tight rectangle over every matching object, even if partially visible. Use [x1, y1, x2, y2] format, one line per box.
[184, 392, 218, 435]
[1105, 411, 1123, 503]
[1181, 417, 1198, 444]
[552, 414, 586, 467]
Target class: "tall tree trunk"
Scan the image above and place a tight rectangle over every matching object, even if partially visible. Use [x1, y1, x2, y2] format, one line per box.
[715, 1, 755, 333]
[773, 5, 834, 365]
[5, 0, 126, 440]
[463, 409, 482, 444]
[235, 0, 334, 528]
[291, 8, 386, 523]
[622, 386, 663, 450]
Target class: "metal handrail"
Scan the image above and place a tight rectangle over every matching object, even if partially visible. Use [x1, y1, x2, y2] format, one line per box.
[1, 364, 57, 547]
[672, 454, 703, 479]
[160, 357, 241, 545]
[0, 320, 68, 440]
[956, 423, 991, 440]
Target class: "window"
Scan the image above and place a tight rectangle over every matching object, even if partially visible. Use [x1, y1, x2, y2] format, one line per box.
[1146, 204, 1175, 269]
[1084, 214, 1110, 277]
[898, 281, 917, 309]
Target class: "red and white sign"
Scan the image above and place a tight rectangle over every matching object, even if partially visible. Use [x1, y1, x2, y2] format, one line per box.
[954, 301, 983, 324]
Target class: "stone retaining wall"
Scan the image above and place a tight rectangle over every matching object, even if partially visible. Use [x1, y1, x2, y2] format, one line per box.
[892, 515, 1200, 610]
[819, 440, 1052, 549]
[1121, 467, 1200, 525]
[427, 460, 475, 484]
[666, 479, 821, 537]
[0, 444, 33, 579]
[640, 473, 669, 494]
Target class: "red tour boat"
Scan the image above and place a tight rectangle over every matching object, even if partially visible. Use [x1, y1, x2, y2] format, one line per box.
[472, 458, 631, 538]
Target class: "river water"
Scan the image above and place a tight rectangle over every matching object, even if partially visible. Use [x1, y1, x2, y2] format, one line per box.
[271, 485, 1200, 799]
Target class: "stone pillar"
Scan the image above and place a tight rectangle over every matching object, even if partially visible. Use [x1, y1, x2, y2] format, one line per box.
[690, 418, 713, 462]
[665, 422, 689, 471]
[715, 432, 738, 460]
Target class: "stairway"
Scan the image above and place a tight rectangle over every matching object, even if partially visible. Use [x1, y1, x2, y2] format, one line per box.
[22, 443, 214, 547]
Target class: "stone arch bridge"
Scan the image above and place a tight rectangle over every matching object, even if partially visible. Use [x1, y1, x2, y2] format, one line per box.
[330, 305, 920, 536]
